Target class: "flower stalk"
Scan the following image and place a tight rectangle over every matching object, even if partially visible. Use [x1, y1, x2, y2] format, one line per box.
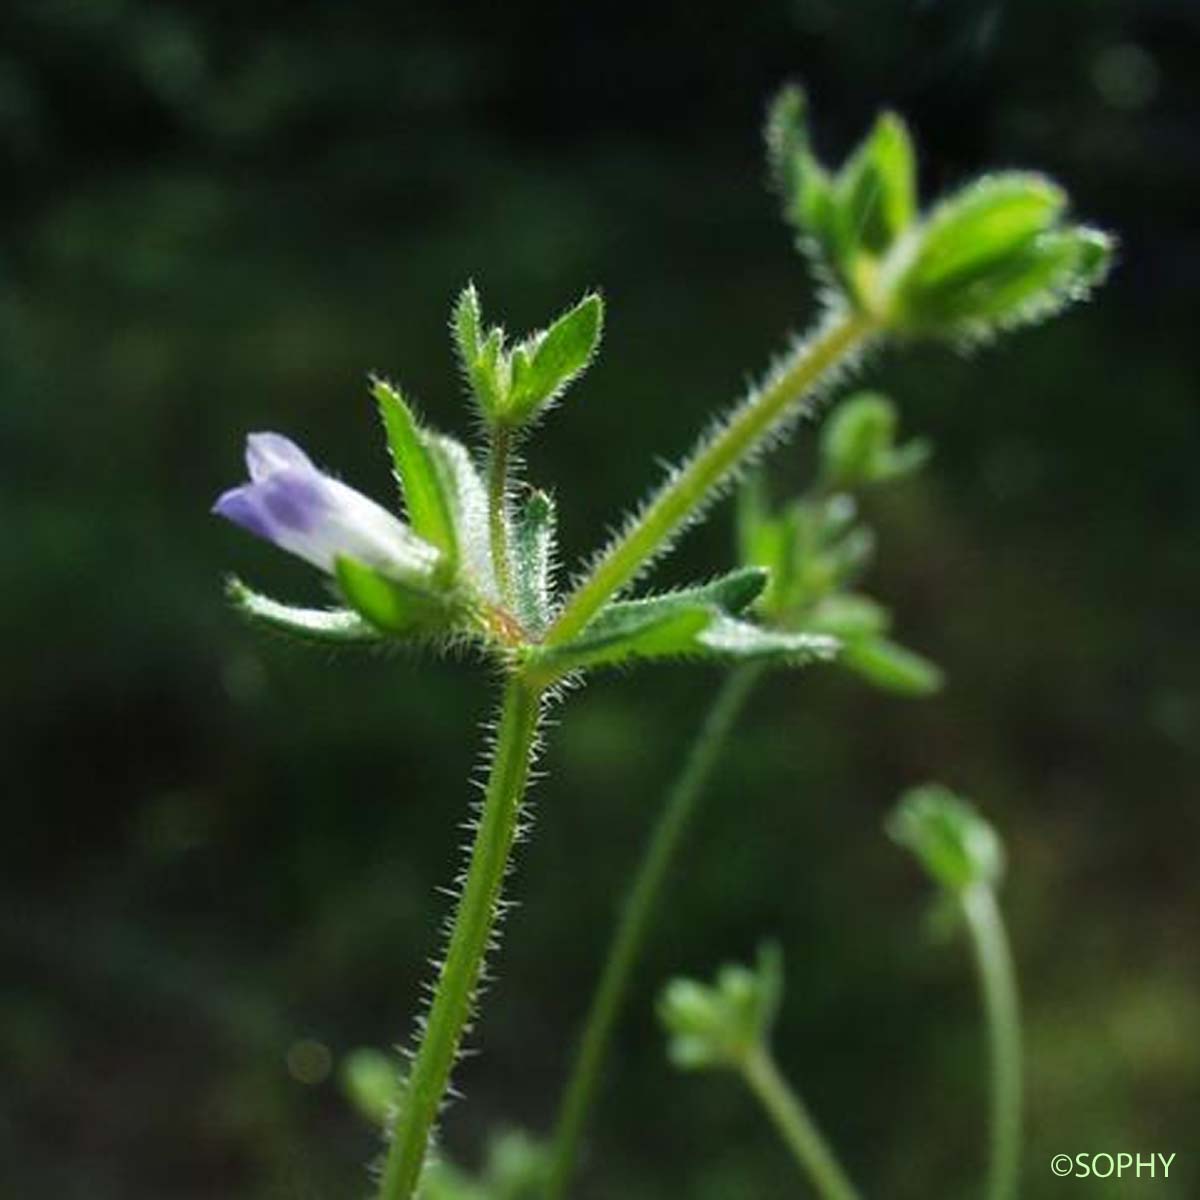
[741, 1044, 860, 1200]
[963, 883, 1022, 1200]
[377, 676, 543, 1200]
[546, 663, 764, 1198]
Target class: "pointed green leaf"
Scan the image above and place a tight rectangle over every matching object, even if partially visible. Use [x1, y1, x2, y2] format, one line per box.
[588, 567, 770, 633]
[907, 227, 1112, 334]
[819, 391, 928, 487]
[898, 173, 1067, 293]
[841, 636, 943, 695]
[888, 783, 1005, 892]
[452, 284, 509, 420]
[735, 471, 772, 565]
[696, 616, 837, 663]
[452, 282, 481, 366]
[765, 84, 836, 249]
[803, 592, 891, 639]
[422, 433, 497, 600]
[505, 293, 604, 426]
[527, 590, 834, 679]
[340, 1048, 399, 1127]
[372, 379, 459, 571]
[835, 111, 917, 262]
[511, 489, 557, 636]
[885, 173, 1116, 337]
[334, 556, 454, 636]
[225, 577, 379, 644]
[532, 603, 713, 675]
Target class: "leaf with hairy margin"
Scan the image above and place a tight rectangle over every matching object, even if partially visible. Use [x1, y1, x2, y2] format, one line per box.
[226, 577, 379, 644]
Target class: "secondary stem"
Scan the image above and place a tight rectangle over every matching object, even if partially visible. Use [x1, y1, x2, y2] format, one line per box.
[546, 309, 875, 646]
[545, 663, 764, 1198]
[962, 884, 1022, 1200]
[488, 423, 514, 604]
[742, 1044, 861, 1200]
[377, 676, 542, 1200]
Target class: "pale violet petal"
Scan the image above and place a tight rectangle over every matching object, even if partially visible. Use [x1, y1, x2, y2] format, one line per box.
[245, 432, 316, 482]
[216, 431, 439, 581]
[321, 477, 441, 579]
[213, 485, 271, 539]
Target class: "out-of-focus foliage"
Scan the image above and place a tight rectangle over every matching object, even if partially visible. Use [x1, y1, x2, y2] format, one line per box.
[2, 3, 1197, 1199]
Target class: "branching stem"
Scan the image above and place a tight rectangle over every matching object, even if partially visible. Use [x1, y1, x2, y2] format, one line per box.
[546, 310, 876, 646]
[545, 663, 764, 1197]
[377, 676, 543, 1200]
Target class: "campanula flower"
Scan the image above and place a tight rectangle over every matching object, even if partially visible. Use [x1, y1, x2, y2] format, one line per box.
[213, 432, 439, 580]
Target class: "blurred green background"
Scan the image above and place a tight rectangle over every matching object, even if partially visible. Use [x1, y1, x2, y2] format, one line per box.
[3, 1, 1197, 1197]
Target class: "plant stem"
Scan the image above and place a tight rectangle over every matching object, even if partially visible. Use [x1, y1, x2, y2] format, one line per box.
[488, 423, 514, 604]
[545, 663, 764, 1198]
[962, 884, 1022, 1200]
[377, 676, 542, 1200]
[545, 310, 876, 647]
[741, 1044, 861, 1200]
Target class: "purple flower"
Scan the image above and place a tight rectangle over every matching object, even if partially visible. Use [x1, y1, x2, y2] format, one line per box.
[214, 433, 440, 580]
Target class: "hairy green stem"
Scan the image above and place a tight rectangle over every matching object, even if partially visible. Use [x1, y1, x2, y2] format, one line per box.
[546, 310, 875, 646]
[962, 884, 1022, 1200]
[377, 677, 542, 1200]
[545, 663, 764, 1197]
[488, 424, 514, 605]
[742, 1045, 861, 1200]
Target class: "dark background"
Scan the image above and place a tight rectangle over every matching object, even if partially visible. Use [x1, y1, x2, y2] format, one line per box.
[3, 1, 1197, 1197]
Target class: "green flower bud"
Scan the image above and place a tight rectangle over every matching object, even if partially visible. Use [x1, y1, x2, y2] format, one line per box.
[659, 944, 783, 1071]
[888, 784, 1005, 892]
[886, 174, 1114, 338]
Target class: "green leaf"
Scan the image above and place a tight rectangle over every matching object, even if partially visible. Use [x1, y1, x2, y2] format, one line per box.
[480, 1129, 552, 1196]
[888, 173, 1113, 336]
[765, 84, 836, 249]
[422, 433, 497, 600]
[505, 293, 604, 426]
[511, 489, 557, 636]
[834, 111, 917, 263]
[591, 567, 770, 628]
[841, 636, 943, 695]
[803, 592, 891, 639]
[372, 379, 459, 570]
[887, 783, 1005, 892]
[339, 1048, 398, 1127]
[684, 565, 772, 614]
[907, 227, 1112, 334]
[696, 616, 836, 663]
[819, 391, 930, 487]
[528, 578, 834, 679]
[334, 556, 454, 637]
[899, 173, 1067, 293]
[532, 602, 713, 675]
[225, 577, 379, 644]
[735, 470, 772, 565]
[452, 281, 481, 365]
[453, 284, 509, 420]
[737, 493, 808, 618]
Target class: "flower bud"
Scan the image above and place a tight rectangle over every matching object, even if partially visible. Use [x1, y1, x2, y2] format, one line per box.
[888, 784, 1005, 893]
